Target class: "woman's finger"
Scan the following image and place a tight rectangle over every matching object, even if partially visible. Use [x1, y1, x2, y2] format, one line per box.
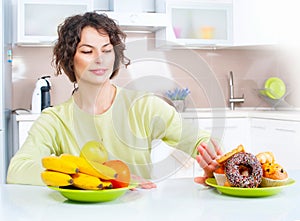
[197, 145, 213, 166]
[202, 160, 219, 178]
[203, 143, 217, 159]
[194, 176, 208, 185]
[210, 139, 223, 156]
[131, 174, 157, 189]
[138, 182, 157, 189]
[196, 154, 209, 168]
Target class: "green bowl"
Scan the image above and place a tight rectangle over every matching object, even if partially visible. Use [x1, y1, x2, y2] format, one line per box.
[49, 185, 135, 203]
[263, 77, 286, 99]
[205, 178, 295, 197]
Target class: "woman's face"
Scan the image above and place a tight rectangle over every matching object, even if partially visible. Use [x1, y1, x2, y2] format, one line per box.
[74, 26, 115, 85]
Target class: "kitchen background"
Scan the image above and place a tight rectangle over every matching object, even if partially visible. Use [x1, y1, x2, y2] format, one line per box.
[10, 0, 300, 111]
[12, 43, 300, 111]
[2, 0, 300, 183]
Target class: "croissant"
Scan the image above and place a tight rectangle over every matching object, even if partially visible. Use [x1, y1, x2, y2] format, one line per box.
[256, 151, 275, 164]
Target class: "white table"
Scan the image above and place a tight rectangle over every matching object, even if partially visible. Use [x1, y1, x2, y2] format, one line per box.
[1, 171, 299, 221]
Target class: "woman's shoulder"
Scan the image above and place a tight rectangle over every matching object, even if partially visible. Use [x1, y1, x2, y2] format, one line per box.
[39, 97, 74, 120]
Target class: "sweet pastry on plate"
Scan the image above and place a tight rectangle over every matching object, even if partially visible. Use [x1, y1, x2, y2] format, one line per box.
[255, 151, 289, 187]
[216, 144, 245, 164]
[214, 145, 263, 188]
[214, 145, 245, 186]
[256, 151, 275, 164]
[260, 162, 289, 187]
[213, 165, 227, 186]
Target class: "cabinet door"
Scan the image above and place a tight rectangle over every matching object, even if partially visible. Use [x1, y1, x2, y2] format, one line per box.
[18, 121, 34, 149]
[16, 0, 93, 45]
[196, 117, 250, 152]
[233, 0, 279, 46]
[155, 1, 233, 48]
[151, 118, 197, 179]
[251, 118, 300, 169]
[192, 117, 250, 177]
[95, 11, 167, 32]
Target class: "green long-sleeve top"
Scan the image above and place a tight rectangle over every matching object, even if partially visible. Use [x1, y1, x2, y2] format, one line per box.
[7, 86, 209, 185]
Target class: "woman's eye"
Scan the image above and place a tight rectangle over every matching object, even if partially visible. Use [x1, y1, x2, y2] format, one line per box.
[103, 49, 112, 53]
[82, 51, 92, 54]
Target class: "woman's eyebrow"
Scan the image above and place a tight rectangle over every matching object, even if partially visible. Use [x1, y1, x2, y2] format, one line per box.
[78, 43, 112, 48]
[78, 44, 93, 48]
[102, 43, 113, 48]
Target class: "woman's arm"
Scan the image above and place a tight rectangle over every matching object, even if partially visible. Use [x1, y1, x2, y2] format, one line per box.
[6, 110, 71, 185]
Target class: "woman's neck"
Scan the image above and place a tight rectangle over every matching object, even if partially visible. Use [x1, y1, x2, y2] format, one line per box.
[73, 81, 116, 115]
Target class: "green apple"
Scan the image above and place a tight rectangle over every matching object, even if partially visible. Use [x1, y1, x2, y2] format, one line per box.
[80, 141, 108, 163]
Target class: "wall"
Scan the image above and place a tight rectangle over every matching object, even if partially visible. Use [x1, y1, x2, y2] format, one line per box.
[11, 33, 298, 111]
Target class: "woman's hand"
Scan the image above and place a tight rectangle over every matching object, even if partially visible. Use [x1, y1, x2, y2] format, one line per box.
[194, 139, 222, 185]
[130, 174, 157, 189]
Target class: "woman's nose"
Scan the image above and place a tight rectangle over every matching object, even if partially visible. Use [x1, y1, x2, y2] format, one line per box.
[94, 54, 103, 64]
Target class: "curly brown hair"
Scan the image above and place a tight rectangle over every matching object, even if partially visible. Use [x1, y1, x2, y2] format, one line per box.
[52, 12, 130, 83]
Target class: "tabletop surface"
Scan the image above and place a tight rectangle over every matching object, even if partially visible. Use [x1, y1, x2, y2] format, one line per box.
[1, 170, 299, 221]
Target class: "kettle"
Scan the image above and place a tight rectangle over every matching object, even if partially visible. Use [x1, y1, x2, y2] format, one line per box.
[31, 76, 51, 113]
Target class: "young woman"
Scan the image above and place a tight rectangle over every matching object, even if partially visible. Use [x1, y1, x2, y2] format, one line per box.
[7, 12, 221, 188]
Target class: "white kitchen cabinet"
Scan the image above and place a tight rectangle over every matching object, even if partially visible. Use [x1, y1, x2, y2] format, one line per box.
[14, 0, 93, 46]
[171, 116, 250, 178]
[15, 121, 33, 149]
[94, 0, 166, 33]
[12, 112, 38, 152]
[194, 117, 250, 151]
[233, 0, 279, 47]
[155, 0, 233, 49]
[108, 0, 155, 13]
[189, 117, 250, 178]
[95, 11, 167, 33]
[151, 118, 196, 179]
[250, 118, 300, 169]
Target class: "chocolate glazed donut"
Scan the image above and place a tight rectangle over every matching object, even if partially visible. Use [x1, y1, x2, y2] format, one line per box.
[225, 152, 263, 188]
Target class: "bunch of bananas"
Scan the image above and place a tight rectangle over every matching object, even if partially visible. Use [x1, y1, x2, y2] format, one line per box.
[41, 154, 117, 190]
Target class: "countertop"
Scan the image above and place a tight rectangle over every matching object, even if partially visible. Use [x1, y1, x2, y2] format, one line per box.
[1, 170, 299, 221]
[181, 108, 300, 121]
[14, 108, 300, 121]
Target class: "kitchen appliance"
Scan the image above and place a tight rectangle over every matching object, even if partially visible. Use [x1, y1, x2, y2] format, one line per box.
[31, 76, 51, 113]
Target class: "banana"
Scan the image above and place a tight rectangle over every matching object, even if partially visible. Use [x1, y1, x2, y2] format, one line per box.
[83, 160, 117, 180]
[101, 180, 113, 189]
[41, 170, 73, 187]
[59, 154, 85, 166]
[60, 154, 117, 180]
[42, 155, 79, 174]
[71, 172, 103, 190]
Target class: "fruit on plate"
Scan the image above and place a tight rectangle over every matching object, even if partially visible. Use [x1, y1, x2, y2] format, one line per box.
[80, 140, 108, 163]
[42, 155, 79, 174]
[85, 160, 117, 180]
[104, 160, 131, 188]
[61, 154, 117, 180]
[72, 172, 106, 190]
[41, 153, 132, 191]
[41, 170, 73, 187]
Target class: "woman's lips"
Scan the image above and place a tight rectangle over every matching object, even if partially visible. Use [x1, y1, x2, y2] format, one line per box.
[89, 68, 108, 76]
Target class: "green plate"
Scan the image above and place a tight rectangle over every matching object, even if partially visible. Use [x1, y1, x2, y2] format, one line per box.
[205, 178, 295, 197]
[49, 185, 135, 202]
[264, 77, 286, 99]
